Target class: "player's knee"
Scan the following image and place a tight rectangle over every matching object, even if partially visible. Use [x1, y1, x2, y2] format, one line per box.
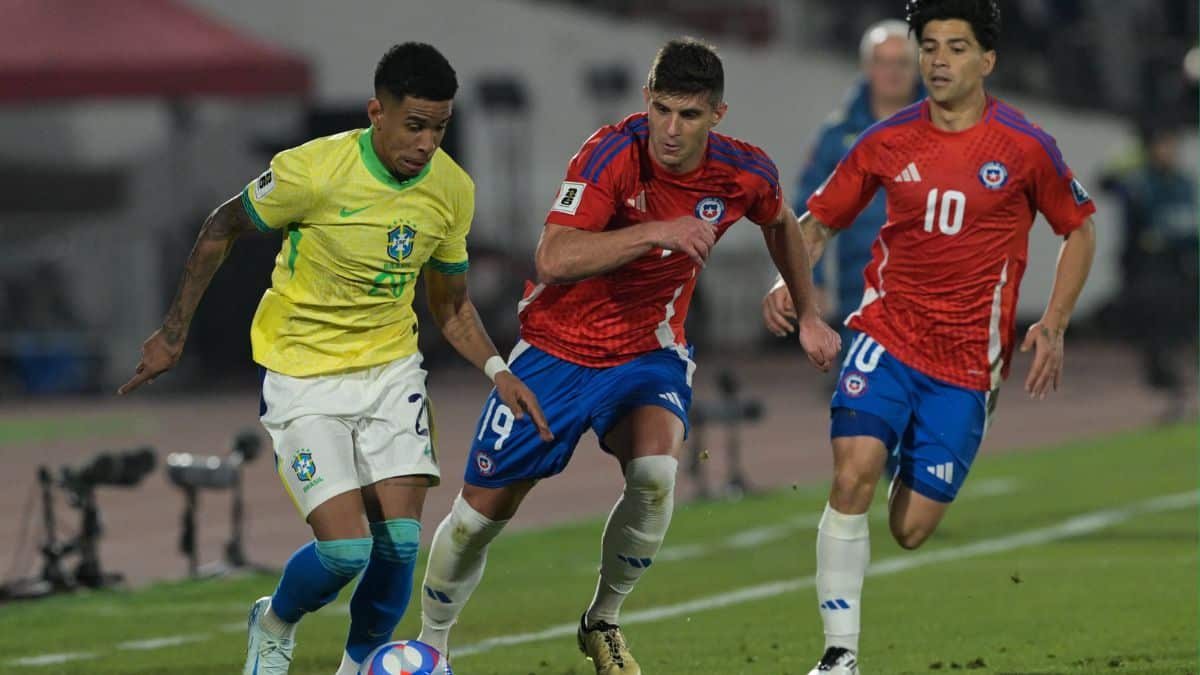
[313, 537, 374, 578]
[369, 518, 421, 565]
[624, 455, 678, 505]
[890, 519, 935, 550]
[830, 465, 878, 509]
[447, 492, 508, 552]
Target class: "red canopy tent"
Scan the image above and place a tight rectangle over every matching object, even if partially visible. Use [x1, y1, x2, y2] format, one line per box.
[0, 0, 309, 101]
[0, 0, 311, 393]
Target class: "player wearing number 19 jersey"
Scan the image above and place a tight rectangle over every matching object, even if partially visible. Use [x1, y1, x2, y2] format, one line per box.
[760, 3, 1098, 673]
[419, 38, 839, 675]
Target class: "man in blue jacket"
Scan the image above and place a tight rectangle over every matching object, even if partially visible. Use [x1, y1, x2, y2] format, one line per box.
[763, 19, 922, 351]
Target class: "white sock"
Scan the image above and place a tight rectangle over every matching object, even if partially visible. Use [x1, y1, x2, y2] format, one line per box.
[585, 455, 677, 627]
[333, 651, 358, 675]
[815, 502, 869, 653]
[259, 601, 297, 639]
[418, 493, 508, 654]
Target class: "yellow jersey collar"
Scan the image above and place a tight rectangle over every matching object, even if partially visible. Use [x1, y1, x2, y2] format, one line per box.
[359, 127, 432, 190]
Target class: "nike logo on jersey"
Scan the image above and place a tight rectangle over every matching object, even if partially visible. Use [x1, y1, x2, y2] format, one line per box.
[339, 205, 371, 217]
[893, 162, 922, 183]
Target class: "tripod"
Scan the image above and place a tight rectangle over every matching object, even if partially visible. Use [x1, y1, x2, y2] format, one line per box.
[1, 466, 123, 602]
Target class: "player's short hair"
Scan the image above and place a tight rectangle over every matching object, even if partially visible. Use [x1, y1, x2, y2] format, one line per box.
[374, 42, 458, 103]
[905, 0, 1001, 52]
[646, 37, 724, 107]
[859, 19, 914, 64]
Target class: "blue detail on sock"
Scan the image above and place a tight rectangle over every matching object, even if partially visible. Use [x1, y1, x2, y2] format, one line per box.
[835, 598, 850, 609]
[617, 554, 654, 569]
[270, 538, 371, 624]
[314, 538, 374, 577]
[345, 519, 422, 663]
[368, 518, 421, 564]
[425, 585, 452, 603]
[820, 598, 852, 610]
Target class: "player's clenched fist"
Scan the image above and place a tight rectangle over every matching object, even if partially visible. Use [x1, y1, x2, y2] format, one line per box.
[762, 282, 840, 371]
[762, 281, 797, 337]
[650, 215, 717, 266]
[797, 312, 841, 372]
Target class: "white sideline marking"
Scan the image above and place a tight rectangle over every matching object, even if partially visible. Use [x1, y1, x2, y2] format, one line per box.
[967, 477, 1020, 498]
[454, 490, 1197, 657]
[5, 490, 1194, 668]
[117, 635, 208, 651]
[652, 478, 1017, 567]
[8, 652, 97, 666]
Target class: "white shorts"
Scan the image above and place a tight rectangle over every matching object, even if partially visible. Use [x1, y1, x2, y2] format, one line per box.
[260, 352, 440, 519]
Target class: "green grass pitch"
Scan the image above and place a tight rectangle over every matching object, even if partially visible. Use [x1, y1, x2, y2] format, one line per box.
[1, 424, 1195, 674]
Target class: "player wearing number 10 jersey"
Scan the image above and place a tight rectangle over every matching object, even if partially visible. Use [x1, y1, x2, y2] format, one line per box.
[762, 2, 1097, 673]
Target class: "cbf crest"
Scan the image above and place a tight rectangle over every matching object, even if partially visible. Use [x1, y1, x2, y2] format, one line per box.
[291, 449, 317, 482]
[387, 225, 416, 261]
[695, 196, 726, 224]
[978, 161, 1009, 190]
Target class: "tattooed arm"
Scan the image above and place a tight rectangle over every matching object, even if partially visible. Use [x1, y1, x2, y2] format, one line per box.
[118, 195, 257, 394]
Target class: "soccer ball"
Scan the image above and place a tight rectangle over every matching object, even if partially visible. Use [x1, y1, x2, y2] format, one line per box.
[358, 639, 452, 675]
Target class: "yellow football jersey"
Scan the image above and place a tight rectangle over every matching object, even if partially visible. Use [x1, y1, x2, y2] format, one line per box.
[241, 127, 473, 377]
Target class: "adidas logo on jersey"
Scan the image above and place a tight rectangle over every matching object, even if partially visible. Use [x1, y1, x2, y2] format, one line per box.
[658, 392, 684, 409]
[927, 462, 955, 484]
[893, 162, 922, 183]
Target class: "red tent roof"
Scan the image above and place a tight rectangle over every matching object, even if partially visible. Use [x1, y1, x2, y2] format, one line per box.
[0, 0, 310, 101]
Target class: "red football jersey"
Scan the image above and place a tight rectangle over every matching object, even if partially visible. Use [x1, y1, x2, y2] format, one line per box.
[807, 97, 1096, 391]
[520, 113, 783, 367]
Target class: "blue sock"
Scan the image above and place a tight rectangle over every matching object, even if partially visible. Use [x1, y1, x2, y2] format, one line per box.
[270, 538, 373, 624]
[345, 518, 422, 663]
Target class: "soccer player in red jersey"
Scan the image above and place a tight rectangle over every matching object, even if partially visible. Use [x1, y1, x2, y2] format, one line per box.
[417, 38, 840, 673]
[762, 2, 1097, 673]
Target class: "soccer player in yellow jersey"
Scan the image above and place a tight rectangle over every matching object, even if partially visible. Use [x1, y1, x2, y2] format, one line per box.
[119, 43, 551, 675]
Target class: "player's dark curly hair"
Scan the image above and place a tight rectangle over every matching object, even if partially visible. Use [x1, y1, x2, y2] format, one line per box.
[646, 37, 724, 107]
[905, 0, 1001, 52]
[374, 42, 458, 102]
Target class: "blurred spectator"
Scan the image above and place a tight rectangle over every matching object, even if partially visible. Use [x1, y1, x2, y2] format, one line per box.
[794, 19, 922, 353]
[1100, 118, 1198, 420]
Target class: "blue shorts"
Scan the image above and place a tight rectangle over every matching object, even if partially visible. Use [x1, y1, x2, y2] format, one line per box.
[465, 342, 694, 487]
[830, 333, 994, 502]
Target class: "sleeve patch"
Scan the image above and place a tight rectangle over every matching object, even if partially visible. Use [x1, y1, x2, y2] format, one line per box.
[253, 169, 276, 200]
[550, 181, 586, 215]
[1070, 178, 1091, 205]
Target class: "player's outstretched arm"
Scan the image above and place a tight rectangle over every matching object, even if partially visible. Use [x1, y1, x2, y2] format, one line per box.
[424, 268, 553, 441]
[762, 209, 840, 335]
[760, 206, 841, 371]
[1021, 218, 1096, 399]
[118, 195, 256, 395]
[535, 216, 716, 285]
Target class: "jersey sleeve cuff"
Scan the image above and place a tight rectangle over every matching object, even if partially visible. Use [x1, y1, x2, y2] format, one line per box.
[806, 199, 849, 231]
[428, 258, 469, 275]
[241, 188, 276, 233]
